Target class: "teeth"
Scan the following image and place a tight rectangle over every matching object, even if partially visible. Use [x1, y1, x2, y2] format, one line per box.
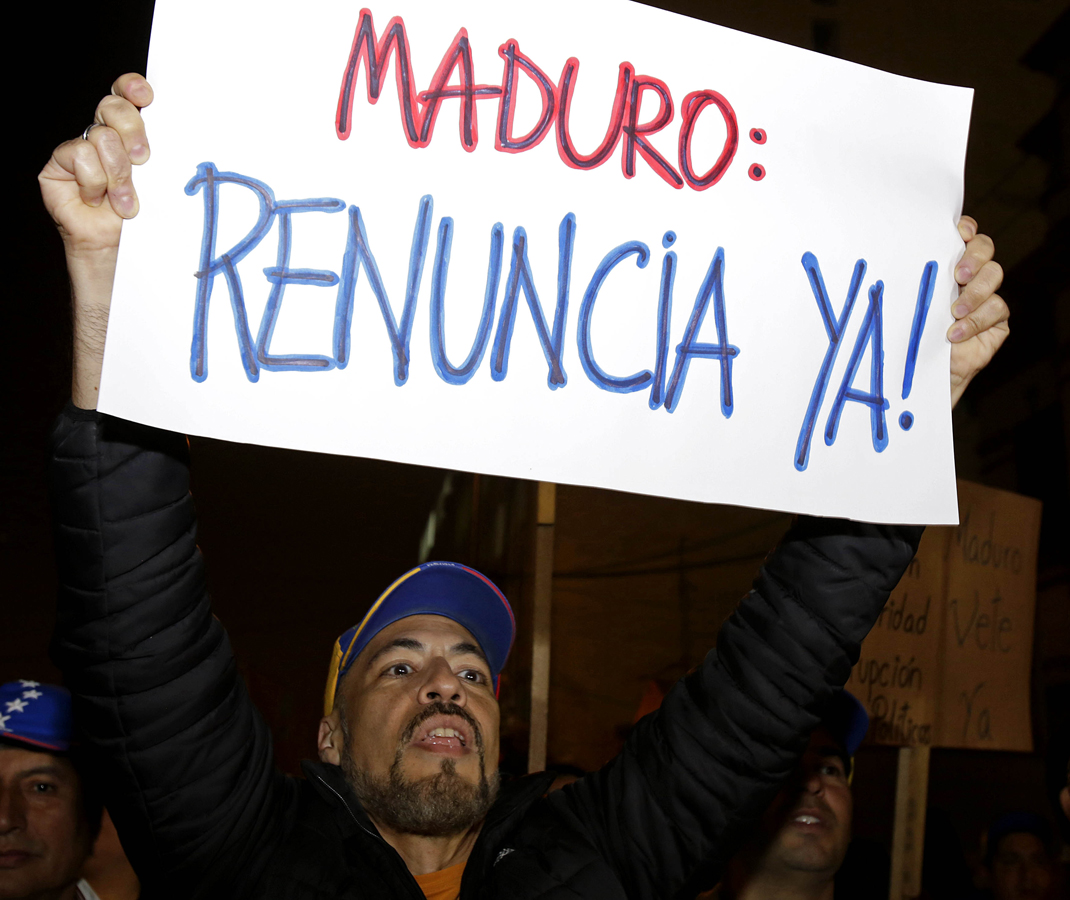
[794, 815, 819, 825]
[428, 727, 462, 740]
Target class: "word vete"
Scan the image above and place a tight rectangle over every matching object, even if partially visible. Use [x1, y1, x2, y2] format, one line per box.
[185, 163, 933, 467]
[335, 9, 769, 191]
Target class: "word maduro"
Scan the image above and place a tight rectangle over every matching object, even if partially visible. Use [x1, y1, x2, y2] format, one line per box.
[336, 9, 741, 191]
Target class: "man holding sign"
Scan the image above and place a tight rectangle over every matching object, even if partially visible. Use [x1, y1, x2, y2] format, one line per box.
[42, 42, 1008, 900]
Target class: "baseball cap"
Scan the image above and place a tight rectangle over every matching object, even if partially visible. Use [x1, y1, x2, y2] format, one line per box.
[823, 689, 869, 756]
[0, 680, 73, 752]
[324, 561, 516, 714]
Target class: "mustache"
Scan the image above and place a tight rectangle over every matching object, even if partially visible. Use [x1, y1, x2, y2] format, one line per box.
[399, 700, 484, 751]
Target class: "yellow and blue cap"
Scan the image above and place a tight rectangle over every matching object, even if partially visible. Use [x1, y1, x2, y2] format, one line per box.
[324, 561, 515, 714]
[825, 689, 869, 756]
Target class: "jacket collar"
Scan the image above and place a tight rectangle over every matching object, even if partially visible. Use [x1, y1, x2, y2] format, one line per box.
[302, 760, 378, 834]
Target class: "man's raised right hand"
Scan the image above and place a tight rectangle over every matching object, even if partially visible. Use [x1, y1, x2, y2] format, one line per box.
[40, 73, 152, 251]
[39, 74, 153, 409]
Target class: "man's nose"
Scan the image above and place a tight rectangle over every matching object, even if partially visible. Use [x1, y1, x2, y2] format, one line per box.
[418, 657, 465, 705]
[800, 768, 824, 796]
[0, 786, 26, 834]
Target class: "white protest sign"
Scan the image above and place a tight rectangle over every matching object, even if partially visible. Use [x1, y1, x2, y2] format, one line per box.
[100, 0, 972, 523]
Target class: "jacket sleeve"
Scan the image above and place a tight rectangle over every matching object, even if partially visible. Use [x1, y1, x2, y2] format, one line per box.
[48, 404, 294, 898]
[544, 515, 923, 898]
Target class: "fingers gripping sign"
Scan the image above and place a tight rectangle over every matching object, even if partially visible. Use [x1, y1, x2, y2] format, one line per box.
[948, 216, 1009, 407]
[39, 74, 153, 250]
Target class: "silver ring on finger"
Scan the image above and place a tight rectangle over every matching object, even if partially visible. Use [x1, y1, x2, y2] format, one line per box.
[82, 122, 102, 141]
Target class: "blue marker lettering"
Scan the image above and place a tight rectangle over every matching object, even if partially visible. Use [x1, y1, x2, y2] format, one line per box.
[490, 214, 575, 388]
[901, 261, 938, 401]
[577, 241, 652, 392]
[186, 163, 279, 383]
[824, 281, 889, 453]
[662, 246, 739, 415]
[430, 218, 503, 384]
[334, 195, 433, 385]
[793, 253, 866, 470]
[649, 232, 677, 409]
[256, 201, 346, 372]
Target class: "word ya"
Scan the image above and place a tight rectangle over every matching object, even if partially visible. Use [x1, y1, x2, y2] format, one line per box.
[186, 163, 738, 416]
[336, 9, 742, 191]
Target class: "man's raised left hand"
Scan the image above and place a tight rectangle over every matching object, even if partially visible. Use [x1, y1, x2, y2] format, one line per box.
[949, 216, 1009, 407]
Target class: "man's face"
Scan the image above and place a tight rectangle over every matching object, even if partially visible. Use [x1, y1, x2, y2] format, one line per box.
[989, 833, 1054, 900]
[320, 614, 501, 837]
[0, 745, 92, 899]
[751, 726, 853, 879]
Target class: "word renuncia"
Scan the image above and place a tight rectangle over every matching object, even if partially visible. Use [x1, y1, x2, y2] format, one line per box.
[186, 164, 737, 419]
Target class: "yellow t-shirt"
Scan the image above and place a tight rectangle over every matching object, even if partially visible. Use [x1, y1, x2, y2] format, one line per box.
[414, 861, 467, 900]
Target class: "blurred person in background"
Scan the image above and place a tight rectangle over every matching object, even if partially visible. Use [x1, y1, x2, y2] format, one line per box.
[0, 681, 137, 900]
[709, 698, 860, 900]
[639, 689, 870, 900]
[980, 813, 1061, 900]
[0, 681, 97, 900]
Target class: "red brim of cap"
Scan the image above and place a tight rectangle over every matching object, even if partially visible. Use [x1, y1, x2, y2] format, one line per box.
[0, 732, 69, 752]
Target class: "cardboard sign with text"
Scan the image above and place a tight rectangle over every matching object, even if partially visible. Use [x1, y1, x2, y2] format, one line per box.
[847, 480, 1041, 750]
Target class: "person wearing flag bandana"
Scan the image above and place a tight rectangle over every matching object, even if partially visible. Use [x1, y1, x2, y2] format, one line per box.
[0, 681, 102, 900]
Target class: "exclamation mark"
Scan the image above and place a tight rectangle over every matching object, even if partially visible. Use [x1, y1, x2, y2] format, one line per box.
[899, 261, 938, 430]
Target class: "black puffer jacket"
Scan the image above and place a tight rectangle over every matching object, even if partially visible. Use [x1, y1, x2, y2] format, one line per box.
[48, 405, 921, 899]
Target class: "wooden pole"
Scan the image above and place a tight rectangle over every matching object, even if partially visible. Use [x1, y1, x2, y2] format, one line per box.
[528, 481, 556, 773]
[889, 744, 931, 899]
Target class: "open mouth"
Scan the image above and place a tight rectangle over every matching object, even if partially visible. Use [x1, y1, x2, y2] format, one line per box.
[792, 814, 822, 825]
[409, 715, 474, 757]
[788, 808, 829, 829]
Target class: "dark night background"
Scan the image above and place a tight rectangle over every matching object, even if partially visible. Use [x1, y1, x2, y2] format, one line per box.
[5, 0, 1069, 887]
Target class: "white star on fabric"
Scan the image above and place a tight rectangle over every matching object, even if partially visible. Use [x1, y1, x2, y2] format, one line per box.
[0, 713, 10, 730]
[4, 699, 28, 713]
[21, 690, 43, 700]
[18, 680, 40, 688]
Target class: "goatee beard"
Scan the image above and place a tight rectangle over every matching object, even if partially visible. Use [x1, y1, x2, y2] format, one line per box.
[342, 701, 499, 837]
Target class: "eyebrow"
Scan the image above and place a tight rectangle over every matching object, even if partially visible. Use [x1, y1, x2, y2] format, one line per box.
[451, 642, 489, 665]
[365, 638, 489, 668]
[16, 765, 65, 780]
[366, 638, 424, 667]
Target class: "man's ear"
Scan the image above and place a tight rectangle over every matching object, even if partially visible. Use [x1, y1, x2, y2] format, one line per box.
[318, 711, 343, 765]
